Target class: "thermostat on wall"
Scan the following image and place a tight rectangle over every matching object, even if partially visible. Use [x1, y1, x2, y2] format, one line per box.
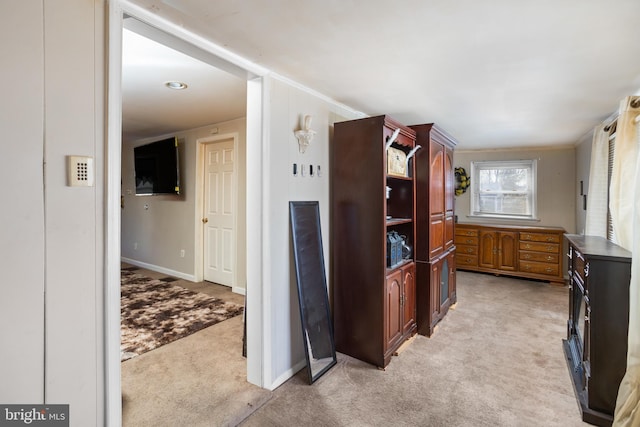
[67, 155, 94, 187]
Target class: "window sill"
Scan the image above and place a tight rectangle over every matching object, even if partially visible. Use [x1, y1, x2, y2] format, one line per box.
[466, 214, 540, 223]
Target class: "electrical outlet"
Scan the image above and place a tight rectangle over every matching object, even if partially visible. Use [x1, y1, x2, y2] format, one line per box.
[180, 249, 185, 258]
[134, 242, 138, 250]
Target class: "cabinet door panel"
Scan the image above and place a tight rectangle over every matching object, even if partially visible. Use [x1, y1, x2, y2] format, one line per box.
[479, 231, 497, 268]
[444, 147, 454, 213]
[384, 270, 403, 352]
[444, 215, 455, 251]
[402, 264, 416, 335]
[430, 263, 441, 321]
[448, 250, 457, 303]
[429, 142, 444, 215]
[498, 231, 518, 271]
[430, 216, 445, 257]
[439, 256, 450, 308]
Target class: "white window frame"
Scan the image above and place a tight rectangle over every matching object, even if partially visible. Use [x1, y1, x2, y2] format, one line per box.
[470, 159, 538, 220]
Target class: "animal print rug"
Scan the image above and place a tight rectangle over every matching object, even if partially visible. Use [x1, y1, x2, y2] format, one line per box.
[120, 269, 244, 361]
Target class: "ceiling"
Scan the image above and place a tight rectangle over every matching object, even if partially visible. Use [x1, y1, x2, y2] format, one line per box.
[122, 0, 640, 149]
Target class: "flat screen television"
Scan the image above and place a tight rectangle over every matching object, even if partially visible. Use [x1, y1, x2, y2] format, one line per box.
[134, 137, 180, 195]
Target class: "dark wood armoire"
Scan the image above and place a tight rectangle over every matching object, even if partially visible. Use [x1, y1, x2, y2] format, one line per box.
[410, 124, 457, 336]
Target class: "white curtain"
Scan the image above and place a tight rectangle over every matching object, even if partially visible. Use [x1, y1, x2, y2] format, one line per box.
[612, 95, 640, 427]
[585, 123, 610, 237]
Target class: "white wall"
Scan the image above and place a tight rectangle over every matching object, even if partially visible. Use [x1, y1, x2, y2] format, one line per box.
[0, 1, 105, 424]
[262, 76, 362, 388]
[0, 1, 45, 403]
[121, 118, 247, 290]
[454, 147, 576, 233]
[574, 131, 593, 235]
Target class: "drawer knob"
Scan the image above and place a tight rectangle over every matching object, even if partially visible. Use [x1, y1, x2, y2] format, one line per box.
[524, 244, 531, 249]
[466, 239, 473, 244]
[547, 256, 553, 261]
[546, 246, 554, 251]
[545, 268, 553, 273]
[523, 254, 531, 259]
[546, 237, 554, 242]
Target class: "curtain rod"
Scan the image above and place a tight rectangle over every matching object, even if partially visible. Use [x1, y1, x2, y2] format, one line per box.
[603, 113, 618, 132]
[602, 96, 640, 131]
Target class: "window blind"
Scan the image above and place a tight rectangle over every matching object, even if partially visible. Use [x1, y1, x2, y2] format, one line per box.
[607, 135, 615, 241]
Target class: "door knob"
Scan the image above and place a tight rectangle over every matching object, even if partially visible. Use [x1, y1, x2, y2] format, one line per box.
[202, 218, 208, 223]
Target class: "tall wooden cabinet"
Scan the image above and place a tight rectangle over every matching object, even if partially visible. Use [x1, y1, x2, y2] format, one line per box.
[410, 123, 457, 336]
[331, 115, 418, 368]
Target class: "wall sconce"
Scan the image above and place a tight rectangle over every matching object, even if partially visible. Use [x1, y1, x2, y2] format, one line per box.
[294, 115, 316, 154]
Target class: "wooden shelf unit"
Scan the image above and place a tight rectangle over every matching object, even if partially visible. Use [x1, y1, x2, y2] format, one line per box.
[331, 115, 417, 368]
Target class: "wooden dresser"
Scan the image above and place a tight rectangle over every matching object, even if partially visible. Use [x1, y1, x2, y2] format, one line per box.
[455, 223, 565, 284]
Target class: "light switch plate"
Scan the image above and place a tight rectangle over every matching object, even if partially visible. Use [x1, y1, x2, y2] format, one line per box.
[67, 155, 94, 187]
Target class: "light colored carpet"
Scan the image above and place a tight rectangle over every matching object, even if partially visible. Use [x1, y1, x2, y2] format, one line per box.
[240, 271, 589, 427]
[122, 314, 272, 427]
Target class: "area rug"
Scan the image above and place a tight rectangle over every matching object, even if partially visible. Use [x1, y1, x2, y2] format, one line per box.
[121, 269, 244, 361]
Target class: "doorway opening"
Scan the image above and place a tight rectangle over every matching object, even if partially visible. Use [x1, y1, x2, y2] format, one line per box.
[107, 3, 267, 425]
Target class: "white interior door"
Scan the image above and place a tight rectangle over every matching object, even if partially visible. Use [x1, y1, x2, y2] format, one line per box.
[203, 139, 235, 286]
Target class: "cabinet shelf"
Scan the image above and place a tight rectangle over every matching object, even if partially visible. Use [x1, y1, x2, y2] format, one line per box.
[387, 175, 413, 182]
[386, 218, 412, 226]
[386, 258, 413, 274]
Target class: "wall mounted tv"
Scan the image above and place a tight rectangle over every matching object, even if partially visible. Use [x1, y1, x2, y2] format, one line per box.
[134, 137, 180, 195]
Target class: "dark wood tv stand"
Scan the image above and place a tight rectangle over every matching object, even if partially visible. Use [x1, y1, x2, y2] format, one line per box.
[563, 234, 631, 426]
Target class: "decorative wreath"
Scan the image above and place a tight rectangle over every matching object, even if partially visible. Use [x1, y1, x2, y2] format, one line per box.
[455, 167, 470, 196]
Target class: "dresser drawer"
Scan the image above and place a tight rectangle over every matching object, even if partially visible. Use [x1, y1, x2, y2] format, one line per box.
[519, 232, 561, 243]
[519, 251, 559, 264]
[456, 254, 478, 267]
[519, 260, 559, 276]
[455, 236, 478, 246]
[455, 228, 478, 237]
[456, 244, 477, 256]
[519, 241, 559, 253]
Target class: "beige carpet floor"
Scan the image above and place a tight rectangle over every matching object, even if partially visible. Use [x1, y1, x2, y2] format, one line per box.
[122, 314, 272, 427]
[241, 271, 589, 427]
[120, 264, 270, 427]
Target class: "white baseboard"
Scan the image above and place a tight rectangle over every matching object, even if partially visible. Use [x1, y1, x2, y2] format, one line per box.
[268, 359, 306, 390]
[121, 257, 197, 282]
[232, 286, 246, 296]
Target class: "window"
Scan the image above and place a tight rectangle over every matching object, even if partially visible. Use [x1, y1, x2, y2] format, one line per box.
[470, 160, 537, 220]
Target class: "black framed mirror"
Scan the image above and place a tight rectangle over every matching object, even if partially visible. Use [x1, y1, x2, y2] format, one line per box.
[289, 201, 337, 384]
